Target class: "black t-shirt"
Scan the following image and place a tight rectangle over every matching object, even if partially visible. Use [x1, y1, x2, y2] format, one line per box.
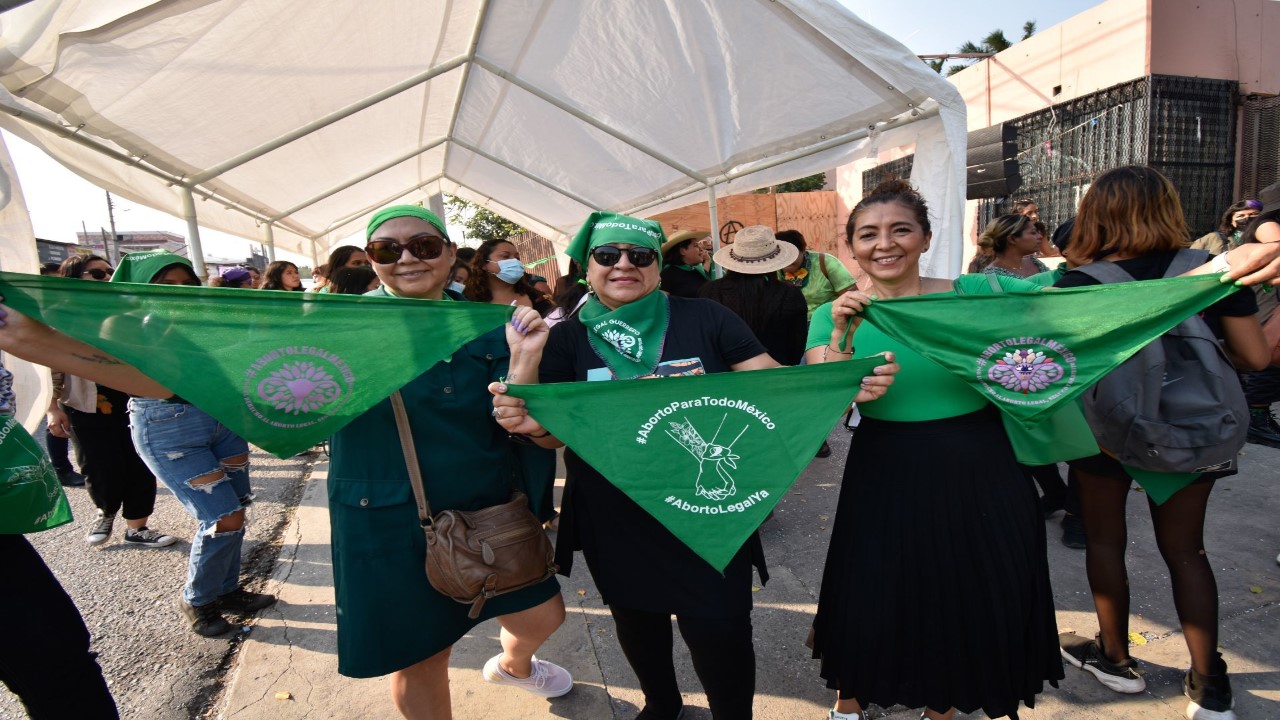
[1055, 250, 1258, 336]
[698, 279, 809, 366]
[659, 265, 709, 299]
[540, 296, 768, 616]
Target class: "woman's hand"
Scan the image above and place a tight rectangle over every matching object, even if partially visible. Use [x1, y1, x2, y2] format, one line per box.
[505, 305, 549, 360]
[487, 380, 560, 444]
[852, 352, 898, 404]
[1223, 242, 1280, 286]
[830, 290, 874, 343]
[46, 406, 71, 438]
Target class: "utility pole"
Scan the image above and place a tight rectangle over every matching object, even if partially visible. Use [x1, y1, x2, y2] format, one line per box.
[106, 191, 120, 264]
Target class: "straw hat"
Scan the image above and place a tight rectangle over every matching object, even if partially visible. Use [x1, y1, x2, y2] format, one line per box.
[712, 225, 798, 274]
[660, 229, 711, 255]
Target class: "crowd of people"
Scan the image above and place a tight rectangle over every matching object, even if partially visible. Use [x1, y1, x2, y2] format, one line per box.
[3, 166, 1279, 720]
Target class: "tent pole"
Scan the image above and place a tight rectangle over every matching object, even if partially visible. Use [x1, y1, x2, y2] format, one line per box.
[427, 192, 446, 223]
[707, 183, 721, 279]
[452, 139, 597, 209]
[264, 223, 276, 262]
[180, 187, 207, 280]
[309, 237, 319, 268]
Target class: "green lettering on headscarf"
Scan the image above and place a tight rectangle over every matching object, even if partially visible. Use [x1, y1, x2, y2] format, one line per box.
[366, 205, 450, 241]
[110, 250, 195, 284]
[565, 211, 666, 267]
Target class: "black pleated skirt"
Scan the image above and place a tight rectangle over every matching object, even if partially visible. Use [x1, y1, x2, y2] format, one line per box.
[811, 407, 1063, 719]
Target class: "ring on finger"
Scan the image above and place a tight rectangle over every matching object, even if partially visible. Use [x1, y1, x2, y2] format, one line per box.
[491, 408, 502, 418]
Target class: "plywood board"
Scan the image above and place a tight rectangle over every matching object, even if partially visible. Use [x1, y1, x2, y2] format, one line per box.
[776, 191, 840, 255]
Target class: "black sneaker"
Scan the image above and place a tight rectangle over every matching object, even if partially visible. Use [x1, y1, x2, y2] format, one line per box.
[1061, 513, 1087, 550]
[123, 527, 178, 548]
[218, 587, 277, 614]
[57, 467, 86, 487]
[1184, 656, 1236, 720]
[178, 599, 232, 637]
[1246, 407, 1280, 448]
[86, 510, 115, 546]
[816, 441, 832, 458]
[1059, 632, 1146, 693]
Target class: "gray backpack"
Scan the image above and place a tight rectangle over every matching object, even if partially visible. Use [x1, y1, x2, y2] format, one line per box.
[1075, 249, 1248, 473]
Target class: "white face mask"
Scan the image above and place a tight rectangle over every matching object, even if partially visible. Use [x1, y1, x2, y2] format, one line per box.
[447, 280, 465, 295]
[492, 257, 526, 284]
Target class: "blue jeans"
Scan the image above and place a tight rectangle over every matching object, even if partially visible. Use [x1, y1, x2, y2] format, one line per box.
[128, 398, 252, 607]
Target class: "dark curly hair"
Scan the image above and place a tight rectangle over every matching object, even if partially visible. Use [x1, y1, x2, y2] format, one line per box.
[463, 238, 552, 313]
[260, 261, 302, 291]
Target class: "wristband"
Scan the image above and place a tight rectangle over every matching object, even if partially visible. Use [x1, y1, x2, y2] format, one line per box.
[1209, 252, 1232, 274]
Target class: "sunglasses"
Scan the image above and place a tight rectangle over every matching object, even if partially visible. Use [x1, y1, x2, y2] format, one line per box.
[85, 267, 114, 280]
[364, 235, 448, 264]
[590, 246, 658, 268]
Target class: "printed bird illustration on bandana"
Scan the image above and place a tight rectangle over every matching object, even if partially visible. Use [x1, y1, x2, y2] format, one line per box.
[666, 415, 747, 502]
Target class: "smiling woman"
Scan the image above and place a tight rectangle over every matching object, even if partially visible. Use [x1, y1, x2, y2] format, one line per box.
[489, 210, 898, 719]
[325, 205, 571, 718]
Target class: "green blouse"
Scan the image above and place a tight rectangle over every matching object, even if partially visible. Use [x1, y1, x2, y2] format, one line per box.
[807, 299, 988, 422]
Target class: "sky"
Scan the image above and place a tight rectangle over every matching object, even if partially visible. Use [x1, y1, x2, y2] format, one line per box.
[3, 0, 1105, 269]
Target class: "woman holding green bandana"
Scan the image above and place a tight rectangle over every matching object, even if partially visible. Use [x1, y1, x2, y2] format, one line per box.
[328, 205, 571, 717]
[490, 211, 898, 720]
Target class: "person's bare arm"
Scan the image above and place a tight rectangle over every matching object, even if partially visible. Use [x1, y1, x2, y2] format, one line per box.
[0, 303, 172, 398]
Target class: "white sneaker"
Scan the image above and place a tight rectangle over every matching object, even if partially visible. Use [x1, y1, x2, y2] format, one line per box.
[482, 654, 572, 698]
[86, 510, 114, 546]
[829, 709, 864, 720]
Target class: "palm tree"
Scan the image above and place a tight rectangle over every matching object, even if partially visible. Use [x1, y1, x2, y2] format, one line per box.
[930, 21, 1037, 76]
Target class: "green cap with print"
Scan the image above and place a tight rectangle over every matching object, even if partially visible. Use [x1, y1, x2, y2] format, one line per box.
[110, 250, 194, 284]
[566, 211, 666, 266]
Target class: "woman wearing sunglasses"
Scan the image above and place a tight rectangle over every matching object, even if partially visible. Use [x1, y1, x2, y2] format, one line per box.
[489, 211, 899, 719]
[327, 205, 570, 718]
[46, 254, 176, 549]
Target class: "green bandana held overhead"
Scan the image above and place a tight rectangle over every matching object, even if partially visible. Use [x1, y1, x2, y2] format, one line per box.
[569, 211, 672, 379]
[505, 357, 886, 572]
[858, 274, 1238, 429]
[0, 272, 511, 457]
[0, 415, 72, 534]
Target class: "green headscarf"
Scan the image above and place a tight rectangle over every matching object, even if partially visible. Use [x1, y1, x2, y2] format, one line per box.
[366, 205, 450, 241]
[567, 212, 671, 379]
[110, 250, 195, 284]
[565, 211, 666, 267]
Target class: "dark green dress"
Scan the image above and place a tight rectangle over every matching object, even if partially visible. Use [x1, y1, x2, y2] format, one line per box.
[327, 292, 559, 678]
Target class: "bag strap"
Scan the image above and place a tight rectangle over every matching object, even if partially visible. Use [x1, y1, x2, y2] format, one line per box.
[1166, 248, 1211, 278]
[986, 273, 1004, 292]
[390, 391, 433, 524]
[1073, 259, 1135, 284]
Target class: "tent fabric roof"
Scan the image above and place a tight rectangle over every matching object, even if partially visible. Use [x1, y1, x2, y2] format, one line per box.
[0, 0, 967, 270]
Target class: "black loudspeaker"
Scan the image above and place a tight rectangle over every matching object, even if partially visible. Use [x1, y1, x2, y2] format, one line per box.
[966, 123, 1021, 199]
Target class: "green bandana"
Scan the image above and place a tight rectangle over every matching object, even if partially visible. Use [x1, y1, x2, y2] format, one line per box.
[366, 205, 450, 241]
[565, 211, 666, 267]
[578, 291, 670, 379]
[0, 272, 511, 457]
[111, 250, 195, 284]
[505, 357, 887, 571]
[0, 415, 73, 534]
[858, 274, 1238, 429]
[676, 263, 710, 280]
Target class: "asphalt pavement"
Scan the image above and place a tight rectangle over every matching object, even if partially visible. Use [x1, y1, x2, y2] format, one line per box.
[215, 430, 1280, 720]
[0, 436, 317, 720]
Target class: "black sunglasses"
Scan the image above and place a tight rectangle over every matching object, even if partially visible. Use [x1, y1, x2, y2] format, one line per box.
[590, 246, 658, 268]
[365, 235, 448, 264]
[85, 267, 114, 280]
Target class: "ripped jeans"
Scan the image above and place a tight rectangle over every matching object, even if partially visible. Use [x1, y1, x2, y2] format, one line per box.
[128, 398, 252, 607]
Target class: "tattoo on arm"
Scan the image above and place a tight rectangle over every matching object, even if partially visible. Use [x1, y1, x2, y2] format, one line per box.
[70, 352, 124, 366]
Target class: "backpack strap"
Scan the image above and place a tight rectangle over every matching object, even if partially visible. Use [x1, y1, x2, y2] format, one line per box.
[986, 273, 1004, 292]
[1071, 259, 1135, 284]
[1166, 248, 1212, 278]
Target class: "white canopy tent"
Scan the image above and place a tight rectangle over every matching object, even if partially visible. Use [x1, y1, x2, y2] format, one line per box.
[0, 0, 967, 277]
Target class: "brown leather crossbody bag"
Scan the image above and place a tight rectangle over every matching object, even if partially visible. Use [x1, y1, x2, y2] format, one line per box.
[390, 391, 557, 619]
